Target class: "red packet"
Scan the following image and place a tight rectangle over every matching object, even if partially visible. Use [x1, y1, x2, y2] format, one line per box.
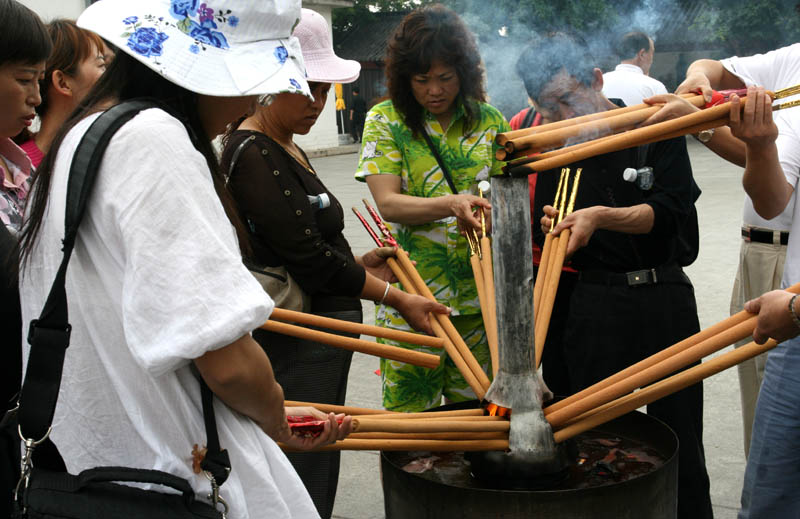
[287, 415, 342, 438]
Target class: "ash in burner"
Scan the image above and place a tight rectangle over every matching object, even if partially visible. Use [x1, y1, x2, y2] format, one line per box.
[396, 431, 665, 491]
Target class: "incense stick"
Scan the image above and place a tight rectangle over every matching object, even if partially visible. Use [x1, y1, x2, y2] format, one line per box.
[260, 320, 440, 369]
[285, 401, 396, 416]
[352, 417, 510, 434]
[533, 168, 567, 320]
[281, 438, 509, 452]
[270, 307, 444, 349]
[553, 338, 778, 443]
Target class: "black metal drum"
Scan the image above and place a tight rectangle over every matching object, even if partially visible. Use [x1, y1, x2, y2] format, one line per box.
[381, 409, 678, 519]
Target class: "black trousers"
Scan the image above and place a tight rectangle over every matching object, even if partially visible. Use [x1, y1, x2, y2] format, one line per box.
[254, 308, 361, 519]
[548, 276, 713, 519]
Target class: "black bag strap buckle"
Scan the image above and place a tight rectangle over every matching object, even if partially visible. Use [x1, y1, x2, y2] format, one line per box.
[27, 318, 72, 346]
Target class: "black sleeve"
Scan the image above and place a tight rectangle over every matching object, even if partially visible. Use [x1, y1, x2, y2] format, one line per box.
[0, 224, 21, 406]
[226, 135, 365, 297]
[644, 136, 701, 239]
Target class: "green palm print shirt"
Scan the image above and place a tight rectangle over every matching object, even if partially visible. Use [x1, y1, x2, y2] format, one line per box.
[355, 99, 510, 324]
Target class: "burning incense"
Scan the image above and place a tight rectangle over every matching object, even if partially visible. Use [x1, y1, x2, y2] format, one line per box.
[270, 308, 444, 349]
[546, 314, 757, 428]
[495, 93, 702, 147]
[363, 198, 398, 247]
[285, 400, 396, 416]
[536, 169, 571, 324]
[544, 281, 800, 417]
[510, 98, 750, 174]
[478, 186, 500, 379]
[533, 168, 567, 318]
[505, 95, 708, 155]
[535, 168, 582, 368]
[350, 408, 485, 420]
[260, 320, 440, 369]
[553, 338, 779, 443]
[352, 207, 383, 247]
[349, 432, 507, 440]
[282, 438, 509, 452]
[395, 249, 492, 394]
[351, 417, 510, 434]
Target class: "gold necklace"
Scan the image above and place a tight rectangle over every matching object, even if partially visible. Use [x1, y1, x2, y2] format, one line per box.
[254, 116, 316, 175]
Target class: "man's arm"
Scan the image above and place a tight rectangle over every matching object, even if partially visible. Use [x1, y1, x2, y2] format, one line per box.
[729, 87, 794, 219]
[676, 59, 746, 99]
[546, 204, 654, 258]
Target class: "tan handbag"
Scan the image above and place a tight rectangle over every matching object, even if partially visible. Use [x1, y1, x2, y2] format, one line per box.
[245, 261, 310, 313]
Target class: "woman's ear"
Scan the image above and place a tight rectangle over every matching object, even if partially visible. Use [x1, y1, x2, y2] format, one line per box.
[51, 70, 74, 98]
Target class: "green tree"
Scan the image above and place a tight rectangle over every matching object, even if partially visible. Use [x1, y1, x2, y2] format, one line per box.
[333, 0, 432, 42]
[692, 0, 800, 55]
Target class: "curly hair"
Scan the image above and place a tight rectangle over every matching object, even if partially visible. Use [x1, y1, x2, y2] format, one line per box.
[385, 4, 485, 136]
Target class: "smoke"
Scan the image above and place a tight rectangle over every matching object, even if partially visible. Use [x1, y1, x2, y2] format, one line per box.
[452, 0, 685, 120]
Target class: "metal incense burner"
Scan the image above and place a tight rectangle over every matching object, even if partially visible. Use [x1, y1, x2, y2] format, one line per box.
[474, 175, 570, 485]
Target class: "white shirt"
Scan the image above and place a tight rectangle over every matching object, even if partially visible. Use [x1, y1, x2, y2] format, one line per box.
[602, 63, 668, 107]
[20, 108, 318, 519]
[720, 44, 800, 286]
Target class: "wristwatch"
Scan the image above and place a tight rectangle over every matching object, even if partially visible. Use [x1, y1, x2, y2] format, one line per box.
[694, 128, 715, 143]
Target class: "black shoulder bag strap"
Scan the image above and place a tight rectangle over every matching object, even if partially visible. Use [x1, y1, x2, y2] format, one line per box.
[18, 100, 230, 484]
[421, 130, 459, 195]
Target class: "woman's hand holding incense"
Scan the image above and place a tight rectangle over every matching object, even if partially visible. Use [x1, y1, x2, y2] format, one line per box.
[745, 289, 800, 344]
[360, 246, 401, 282]
[389, 291, 450, 336]
[641, 94, 700, 126]
[540, 205, 558, 234]
[449, 194, 491, 234]
[279, 407, 352, 450]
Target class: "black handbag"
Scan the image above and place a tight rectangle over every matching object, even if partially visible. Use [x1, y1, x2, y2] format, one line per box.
[12, 100, 232, 519]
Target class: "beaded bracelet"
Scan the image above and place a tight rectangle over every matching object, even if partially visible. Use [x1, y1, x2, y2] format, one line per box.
[789, 294, 800, 330]
[379, 281, 391, 306]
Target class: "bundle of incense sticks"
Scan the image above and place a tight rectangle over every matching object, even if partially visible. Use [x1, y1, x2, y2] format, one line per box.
[533, 168, 582, 368]
[279, 409, 510, 452]
[465, 188, 499, 377]
[499, 85, 800, 175]
[353, 201, 492, 399]
[545, 282, 800, 442]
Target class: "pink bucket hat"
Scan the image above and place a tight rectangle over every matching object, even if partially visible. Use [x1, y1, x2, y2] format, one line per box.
[294, 8, 360, 84]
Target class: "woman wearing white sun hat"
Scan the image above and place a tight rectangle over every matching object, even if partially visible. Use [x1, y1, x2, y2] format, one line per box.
[17, 1, 351, 517]
[220, 9, 448, 518]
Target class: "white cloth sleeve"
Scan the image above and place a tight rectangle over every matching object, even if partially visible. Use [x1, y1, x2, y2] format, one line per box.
[104, 110, 272, 375]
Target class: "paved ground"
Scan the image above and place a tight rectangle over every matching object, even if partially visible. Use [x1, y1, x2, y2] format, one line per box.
[308, 138, 748, 518]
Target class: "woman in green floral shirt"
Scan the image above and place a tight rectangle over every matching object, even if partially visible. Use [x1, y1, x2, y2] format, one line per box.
[355, 4, 510, 411]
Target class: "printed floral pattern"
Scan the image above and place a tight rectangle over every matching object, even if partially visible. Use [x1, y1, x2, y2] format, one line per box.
[126, 26, 169, 58]
[289, 78, 302, 90]
[274, 46, 288, 65]
[122, 0, 238, 60]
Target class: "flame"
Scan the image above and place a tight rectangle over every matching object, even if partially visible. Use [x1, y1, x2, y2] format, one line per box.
[486, 403, 511, 417]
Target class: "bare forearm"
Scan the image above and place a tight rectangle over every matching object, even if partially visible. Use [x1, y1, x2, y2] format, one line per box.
[374, 192, 458, 225]
[705, 127, 747, 167]
[592, 204, 655, 234]
[194, 334, 285, 434]
[743, 142, 794, 219]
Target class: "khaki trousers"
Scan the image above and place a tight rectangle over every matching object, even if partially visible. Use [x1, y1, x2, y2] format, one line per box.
[729, 234, 787, 457]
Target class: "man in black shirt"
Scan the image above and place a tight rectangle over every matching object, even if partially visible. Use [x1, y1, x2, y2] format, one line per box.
[516, 35, 712, 519]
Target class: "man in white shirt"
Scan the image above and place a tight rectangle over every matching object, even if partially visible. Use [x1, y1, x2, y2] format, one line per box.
[602, 31, 667, 107]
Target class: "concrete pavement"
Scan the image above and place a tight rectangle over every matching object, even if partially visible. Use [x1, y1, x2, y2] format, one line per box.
[307, 138, 748, 518]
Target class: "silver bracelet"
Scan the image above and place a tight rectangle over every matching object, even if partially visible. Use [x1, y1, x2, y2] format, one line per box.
[379, 281, 391, 306]
[789, 294, 800, 330]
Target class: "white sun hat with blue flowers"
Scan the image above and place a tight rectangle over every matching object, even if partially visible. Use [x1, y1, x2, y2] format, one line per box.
[76, 0, 312, 99]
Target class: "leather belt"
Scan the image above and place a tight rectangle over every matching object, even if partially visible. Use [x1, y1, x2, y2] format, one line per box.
[741, 227, 789, 245]
[578, 265, 690, 287]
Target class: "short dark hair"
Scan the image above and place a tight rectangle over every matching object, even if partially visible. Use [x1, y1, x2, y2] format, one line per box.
[0, 0, 52, 66]
[619, 31, 652, 61]
[385, 4, 486, 136]
[515, 34, 596, 101]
